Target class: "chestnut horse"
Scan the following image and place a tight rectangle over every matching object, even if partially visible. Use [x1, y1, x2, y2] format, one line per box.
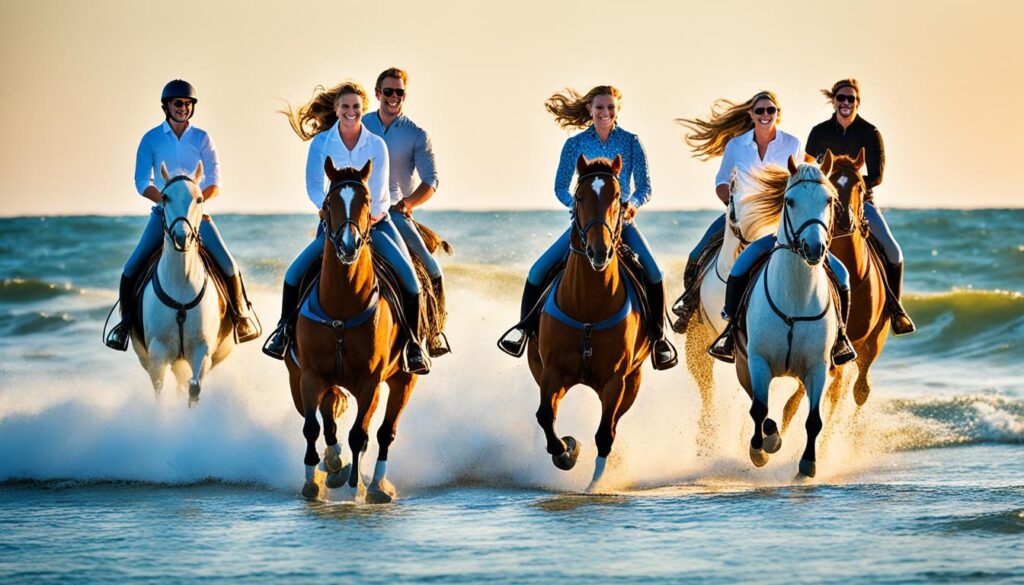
[526, 155, 650, 492]
[285, 158, 416, 503]
[825, 148, 889, 406]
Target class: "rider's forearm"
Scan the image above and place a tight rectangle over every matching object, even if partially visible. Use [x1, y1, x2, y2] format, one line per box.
[403, 184, 435, 209]
[715, 184, 730, 206]
[142, 186, 162, 204]
[202, 185, 220, 201]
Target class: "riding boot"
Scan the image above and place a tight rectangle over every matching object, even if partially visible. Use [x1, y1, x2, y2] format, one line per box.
[262, 282, 299, 360]
[645, 280, 678, 370]
[672, 256, 701, 318]
[832, 286, 857, 366]
[708, 320, 736, 364]
[497, 281, 544, 357]
[105, 274, 135, 351]
[427, 276, 451, 358]
[884, 261, 916, 335]
[401, 292, 431, 375]
[227, 273, 261, 343]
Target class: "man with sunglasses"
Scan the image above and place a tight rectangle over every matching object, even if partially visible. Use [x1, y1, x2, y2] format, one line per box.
[105, 79, 259, 351]
[806, 79, 915, 335]
[363, 67, 449, 357]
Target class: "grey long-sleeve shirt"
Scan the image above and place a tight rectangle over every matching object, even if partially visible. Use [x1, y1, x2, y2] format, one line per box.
[363, 111, 439, 205]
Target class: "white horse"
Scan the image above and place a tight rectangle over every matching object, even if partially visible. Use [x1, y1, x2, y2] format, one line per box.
[684, 180, 785, 445]
[735, 156, 838, 478]
[131, 162, 234, 404]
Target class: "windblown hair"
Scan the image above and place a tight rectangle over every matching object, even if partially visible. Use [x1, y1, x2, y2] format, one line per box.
[545, 85, 623, 130]
[676, 90, 780, 160]
[281, 80, 370, 141]
[822, 78, 861, 103]
[375, 67, 408, 90]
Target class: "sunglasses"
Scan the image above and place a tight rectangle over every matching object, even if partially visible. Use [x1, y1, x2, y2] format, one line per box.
[753, 106, 778, 115]
[170, 99, 194, 108]
[834, 94, 857, 103]
[381, 88, 405, 97]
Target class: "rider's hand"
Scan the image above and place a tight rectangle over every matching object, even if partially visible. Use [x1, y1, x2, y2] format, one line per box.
[397, 200, 413, 218]
[624, 203, 638, 222]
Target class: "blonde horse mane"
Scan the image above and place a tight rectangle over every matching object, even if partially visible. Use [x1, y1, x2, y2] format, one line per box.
[731, 165, 788, 252]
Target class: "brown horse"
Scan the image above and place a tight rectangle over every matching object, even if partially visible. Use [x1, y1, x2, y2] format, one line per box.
[526, 155, 650, 492]
[285, 158, 416, 503]
[825, 148, 890, 406]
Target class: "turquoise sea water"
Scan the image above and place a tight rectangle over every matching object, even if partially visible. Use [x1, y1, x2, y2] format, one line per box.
[1, 210, 1022, 583]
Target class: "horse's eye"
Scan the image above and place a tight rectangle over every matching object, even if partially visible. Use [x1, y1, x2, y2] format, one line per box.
[785, 198, 795, 207]
[161, 195, 169, 203]
[196, 197, 204, 204]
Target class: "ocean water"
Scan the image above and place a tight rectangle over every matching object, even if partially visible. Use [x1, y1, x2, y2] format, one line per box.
[1, 210, 1022, 583]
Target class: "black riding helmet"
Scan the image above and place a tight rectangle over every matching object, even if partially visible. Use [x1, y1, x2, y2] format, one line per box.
[161, 79, 197, 120]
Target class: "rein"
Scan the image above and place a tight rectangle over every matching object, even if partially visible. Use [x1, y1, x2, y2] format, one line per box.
[568, 172, 625, 257]
[728, 195, 752, 248]
[160, 175, 203, 252]
[776, 178, 837, 261]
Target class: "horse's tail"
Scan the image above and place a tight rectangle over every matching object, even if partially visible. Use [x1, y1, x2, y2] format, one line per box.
[412, 256, 447, 353]
[331, 386, 348, 419]
[414, 220, 453, 255]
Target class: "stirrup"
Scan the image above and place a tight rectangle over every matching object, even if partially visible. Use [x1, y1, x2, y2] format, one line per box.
[261, 324, 289, 360]
[890, 311, 916, 336]
[497, 326, 528, 358]
[105, 322, 131, 352]
[671, 293, 689, 317]
[651, 338, 679, 370]
[708, 328, 735, 364]
[832, 334, 857, 366]
[428, 331, 452, 358]
[402, 341, 431, 375]
[235, 317, 261, 344]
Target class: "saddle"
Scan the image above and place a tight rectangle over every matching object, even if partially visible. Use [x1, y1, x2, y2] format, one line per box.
[131, 245, 232, 349]
[672, 229, 724, 326]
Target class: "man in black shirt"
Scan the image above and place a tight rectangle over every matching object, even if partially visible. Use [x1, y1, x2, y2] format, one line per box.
[806, 79, 915, 335]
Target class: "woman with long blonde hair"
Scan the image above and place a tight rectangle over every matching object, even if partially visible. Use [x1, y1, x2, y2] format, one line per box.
[497, 85, 677, 370]
[263, 80, 432, 374]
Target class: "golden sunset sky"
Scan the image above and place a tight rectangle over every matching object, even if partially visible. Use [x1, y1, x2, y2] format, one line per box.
[1, 0, 1021, 216]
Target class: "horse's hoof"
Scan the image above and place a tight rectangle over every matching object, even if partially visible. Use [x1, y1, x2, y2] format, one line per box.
[325, 464, 352, 489]
[323, 448, 344, 474]
[749, 446, 769, 467]
[552, 436, 580, 471]
[301, 480, 320, 501]
[799, 458, 817, 478]
[762, 419, 781, 453]
[340, 480, 366, 502]
[367, 479, 397, 504]
[188, 381, 201, 405]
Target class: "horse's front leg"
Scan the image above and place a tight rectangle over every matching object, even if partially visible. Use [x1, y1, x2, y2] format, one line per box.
[187, 341, 212, 407]
[588, 369, 640, 493]
[320, 390, 351, 490]
[536, 370, 577, 471]
[746, 355, 772, 467]
[143, 342, 171, 396]
[341, 379, 382, 503]
[799, 366, 828, 478]
[367, 371, 417, 504]
[299, 371, 328, 500]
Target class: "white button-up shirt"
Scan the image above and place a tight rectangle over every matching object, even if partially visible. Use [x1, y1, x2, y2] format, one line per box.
[715, 129, 802, 201]
[305, 120, 390, 218]
[134, 121, 220, 194]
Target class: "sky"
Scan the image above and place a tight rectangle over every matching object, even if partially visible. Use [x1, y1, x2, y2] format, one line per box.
[1, 0, 1022, 216]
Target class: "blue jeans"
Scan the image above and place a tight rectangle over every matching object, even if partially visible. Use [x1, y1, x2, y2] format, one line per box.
[865, 202, 902, 264]
[392, 211, 442, 280]
[124, 206, 238, 277]
[528, 220, 664, 286]
[724, 234, 849, 319]
[688, 213, 726, 266]
[284, 214, 421, 295]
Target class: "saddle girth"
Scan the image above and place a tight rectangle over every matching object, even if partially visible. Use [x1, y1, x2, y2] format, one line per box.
[151, 268, 209, 360]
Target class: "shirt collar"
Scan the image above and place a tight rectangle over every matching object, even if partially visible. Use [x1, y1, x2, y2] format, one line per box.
[327, 120, 370, 150]
[744, 128, 780, 148]
[161, 120, 192, 136]
[585, 124, 620, 141]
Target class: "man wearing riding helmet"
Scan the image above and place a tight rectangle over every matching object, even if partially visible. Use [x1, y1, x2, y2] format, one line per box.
[105, 79, 259, 351]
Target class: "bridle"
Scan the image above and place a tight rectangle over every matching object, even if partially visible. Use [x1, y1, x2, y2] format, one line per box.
[160, 175, 203, 252]
[727, 194, 752, 249]
[321, 178, 371, 264]
[828, 166, 869, 238]
[776, 177, 838, 263]
[569, 171, 625, 257]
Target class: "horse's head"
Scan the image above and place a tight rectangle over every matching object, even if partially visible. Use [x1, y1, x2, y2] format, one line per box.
[571, 154, 623, 271]
[825, 148, 867, 235]
[158, 161, 204, 252]
[778, 155, 838, 266]
[321, 157, 372, 265]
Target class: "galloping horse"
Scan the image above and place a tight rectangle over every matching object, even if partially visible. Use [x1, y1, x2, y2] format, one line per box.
[132, 162, 234, 404]
[285, 158, 416, 503]
[826, 149, 890, 406]
[526, 155, 650, 492]
[735, 156, 839, 478]
[679, 183, 784, 444]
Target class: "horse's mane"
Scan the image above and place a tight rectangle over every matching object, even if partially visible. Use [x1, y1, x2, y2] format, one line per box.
[580, 157, 619, 176]
[736, 164, 789, 240]
[328, 166, 366, 184]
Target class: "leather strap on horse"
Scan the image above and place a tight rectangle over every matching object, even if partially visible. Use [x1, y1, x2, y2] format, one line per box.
[762, 249, 831, 371]
[151, 268, 209, 360]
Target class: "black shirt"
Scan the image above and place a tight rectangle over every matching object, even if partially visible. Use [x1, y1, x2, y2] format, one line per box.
[805, 114, 885, 192]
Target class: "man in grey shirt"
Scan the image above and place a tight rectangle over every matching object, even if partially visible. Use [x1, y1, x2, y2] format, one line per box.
[363, 67, 448, 356]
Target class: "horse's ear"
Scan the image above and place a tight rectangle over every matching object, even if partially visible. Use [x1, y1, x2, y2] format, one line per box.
[787, 155, 799, 175]
[576, 154, 589, 175]
[611, 155, 622, 176]
[853, 147, 866, 171]
[193, 161, 204, 185]
[359, 159, 372, 182]
[160, 162, 170, 182]
[821, 150, 834, 176]
[324, 156, 338, 179]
